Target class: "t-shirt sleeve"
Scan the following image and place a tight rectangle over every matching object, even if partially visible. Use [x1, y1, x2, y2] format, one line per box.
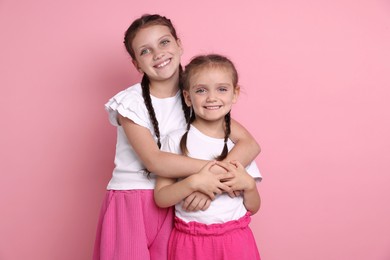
[161, 130, 185, 154]
[246, 161, 263, 182]
[104, 86, 149, 128]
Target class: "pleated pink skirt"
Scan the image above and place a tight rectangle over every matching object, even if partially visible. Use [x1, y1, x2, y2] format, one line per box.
[168, 212, 261, 260]
[93, 190, 173, 260]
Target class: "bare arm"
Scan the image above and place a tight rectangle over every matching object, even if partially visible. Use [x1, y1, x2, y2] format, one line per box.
[242, 182, 261, 215]
[119, 115, 206, 178]
[226, 119, 261, 167]
[154, 176, 188, 208]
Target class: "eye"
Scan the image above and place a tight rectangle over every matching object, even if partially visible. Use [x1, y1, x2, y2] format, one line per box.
[218, 87, 228, 92]
[195, 88, 206, 94]
[140, 48, 150, 56]
[160, 39, 171, 46]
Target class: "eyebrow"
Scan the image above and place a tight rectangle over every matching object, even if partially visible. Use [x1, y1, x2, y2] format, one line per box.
[136, 34, 173, 50]
[191, 83, 233, 89]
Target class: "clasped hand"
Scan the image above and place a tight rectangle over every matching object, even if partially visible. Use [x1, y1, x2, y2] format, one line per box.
[182, 160, 251, 211]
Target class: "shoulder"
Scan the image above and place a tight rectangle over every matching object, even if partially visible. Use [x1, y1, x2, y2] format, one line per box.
[106, 83, 143, 107]
[104, 83, 149, 127]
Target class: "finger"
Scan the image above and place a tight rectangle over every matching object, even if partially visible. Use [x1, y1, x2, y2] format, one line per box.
[190, 196, 201, 208]
[201, 200, 211, 211]
[219, 163, 238, 175]
[227, 190, 235, 198]
[187, 198, 200, 212]
[182, 194, 195, 211]
[220, 179, 234, 188]
[186, 203, 196, 212]
[229, 160, 239, 168]
[206, 191, 216, 200]
[218, 183, 232, 194]
[193, 198, 207, 212]
[212, 165, 234, 180]
[232, 160, 245, 170]
[233, 190, 242, 197]
[220, 174, 234, 182]
[203, 160, 217, 171]
[213, 161, 231, 172]
[227, 190, 242, 197]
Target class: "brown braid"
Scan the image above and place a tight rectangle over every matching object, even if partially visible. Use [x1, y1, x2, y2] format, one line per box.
[215, 111, 231, 161]
[140, 75, 161, 148]
[179, 108, 196, 156]
[178, 65, 191, 123]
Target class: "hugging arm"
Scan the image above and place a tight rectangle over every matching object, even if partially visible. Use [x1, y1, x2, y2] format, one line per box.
[225, 119, 260, 166]
[119, 115, 206, 178]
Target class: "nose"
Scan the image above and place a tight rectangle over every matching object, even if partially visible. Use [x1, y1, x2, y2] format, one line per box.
[153, 51, 164, 61]
[206, 91, 217, 102]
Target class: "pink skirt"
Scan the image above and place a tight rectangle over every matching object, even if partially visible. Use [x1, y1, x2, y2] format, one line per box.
[93, 190, 173, 260]
[168, 212, 261, 260]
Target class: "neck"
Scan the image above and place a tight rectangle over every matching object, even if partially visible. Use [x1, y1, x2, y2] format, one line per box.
[192, 118, 226, 139]
[148, 70, 180, 98]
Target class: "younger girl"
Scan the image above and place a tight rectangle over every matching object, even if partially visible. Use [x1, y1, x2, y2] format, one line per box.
[93, 14, 260, 260]
[154, 54, 262, 260]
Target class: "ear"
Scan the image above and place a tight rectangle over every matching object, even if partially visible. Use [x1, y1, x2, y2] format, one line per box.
[232, 86, 240, 104]
[183, 90, 192, 107]
[177, 38, 184, 56]
[132, 59, 143, 73]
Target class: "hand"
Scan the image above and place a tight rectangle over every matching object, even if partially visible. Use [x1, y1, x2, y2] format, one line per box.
[210, 161, 242, 197]
[182, 191, 211, 212]
[216, 160, 256, 192]
[209, 162, 234, 181]
[230, 190, 243, 197]
[189, 161, 233, 200]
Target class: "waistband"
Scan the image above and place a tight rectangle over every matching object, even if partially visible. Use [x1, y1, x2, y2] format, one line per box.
[174, 212, 252, 236]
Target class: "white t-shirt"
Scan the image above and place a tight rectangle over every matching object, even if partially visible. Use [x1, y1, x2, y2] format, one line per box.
[105, 83, 186, 190]
[162, 126, 262, 224]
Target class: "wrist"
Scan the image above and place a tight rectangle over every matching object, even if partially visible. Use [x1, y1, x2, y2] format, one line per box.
[245, 178, 257, 191]
[187, 174, 200, 192]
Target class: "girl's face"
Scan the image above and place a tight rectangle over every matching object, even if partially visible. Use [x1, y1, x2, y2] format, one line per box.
[184, 67, 239, 125]
[131, 25, 183, 82]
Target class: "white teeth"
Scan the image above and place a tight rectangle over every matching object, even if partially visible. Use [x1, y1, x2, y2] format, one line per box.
[205, 106, 221, 110]
[156, 59, 170, 68]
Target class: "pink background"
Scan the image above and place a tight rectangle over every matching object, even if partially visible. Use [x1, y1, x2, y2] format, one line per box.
[1, 0, 389, 259]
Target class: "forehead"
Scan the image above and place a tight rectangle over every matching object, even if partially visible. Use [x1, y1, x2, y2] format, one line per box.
[132, 25, 172, 47]
[189, 66, 232, 84]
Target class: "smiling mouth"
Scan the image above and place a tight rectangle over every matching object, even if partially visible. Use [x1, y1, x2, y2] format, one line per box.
[204, 105, 222, 110]
[155, 59, 171, 68]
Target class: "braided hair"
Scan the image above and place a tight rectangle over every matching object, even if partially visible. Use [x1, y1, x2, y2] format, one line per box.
[215, 112, 231, 161]
[179, 107, 196, 156]
[180, 54, 239, 161]
[123, 14, 189, 148]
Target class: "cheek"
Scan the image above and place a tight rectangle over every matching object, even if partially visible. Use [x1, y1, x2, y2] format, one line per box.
[191, 98, 204, 111]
